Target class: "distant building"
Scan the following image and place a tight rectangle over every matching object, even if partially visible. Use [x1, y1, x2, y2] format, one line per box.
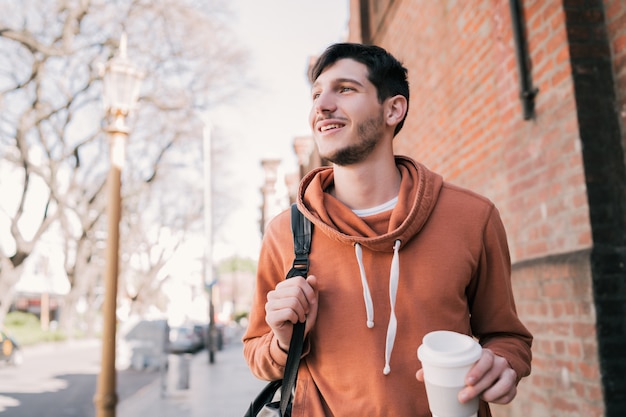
[11, 291, 61, 325]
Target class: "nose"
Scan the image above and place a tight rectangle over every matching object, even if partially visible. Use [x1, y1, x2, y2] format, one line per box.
[312, 90, 336, 115]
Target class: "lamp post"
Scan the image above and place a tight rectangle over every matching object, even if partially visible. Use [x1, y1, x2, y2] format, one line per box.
[94, 33, 143, 417]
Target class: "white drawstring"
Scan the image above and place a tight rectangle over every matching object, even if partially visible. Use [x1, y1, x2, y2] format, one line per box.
[355, 243, 374, 328]
[355, 240, 402, 375]
[383, 240, 401, 375]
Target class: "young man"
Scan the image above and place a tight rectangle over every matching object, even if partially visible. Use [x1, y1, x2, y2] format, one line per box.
[243, 43, 532, 416]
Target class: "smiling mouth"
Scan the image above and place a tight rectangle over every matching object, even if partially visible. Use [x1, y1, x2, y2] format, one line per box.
[320, 123, 342, 132]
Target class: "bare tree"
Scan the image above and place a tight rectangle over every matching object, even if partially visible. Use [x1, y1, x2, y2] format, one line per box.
[0, 0, 249, 327]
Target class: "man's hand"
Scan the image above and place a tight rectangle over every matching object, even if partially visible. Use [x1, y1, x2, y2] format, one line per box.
[416, 348, 518, 405]
[265, 275, 318, 350]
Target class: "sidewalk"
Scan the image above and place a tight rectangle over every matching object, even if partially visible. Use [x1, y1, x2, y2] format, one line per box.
[117, 339, 267, 417]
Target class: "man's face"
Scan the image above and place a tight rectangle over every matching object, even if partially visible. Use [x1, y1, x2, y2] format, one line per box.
[309, 58, 385, 166]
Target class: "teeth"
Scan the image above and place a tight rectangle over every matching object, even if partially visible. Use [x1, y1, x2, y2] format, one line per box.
[321, 124, 341, 132]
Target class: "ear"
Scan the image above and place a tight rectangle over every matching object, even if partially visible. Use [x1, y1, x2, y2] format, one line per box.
[384, 95, 408, 129]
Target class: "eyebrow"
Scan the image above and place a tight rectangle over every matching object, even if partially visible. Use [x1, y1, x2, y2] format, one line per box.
[312, 77, 366, 89]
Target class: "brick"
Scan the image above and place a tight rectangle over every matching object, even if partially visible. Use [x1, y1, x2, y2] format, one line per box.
[573, 322, 597, 337]
[604, 0, 626, 21]
[360, 1, 622, 415]
[567, 340, 583, 357]
[572, 380, 586, 396]
[554, 339, 566, 354]
[614, 33, 626, 55]
[579, 361, 601, 380]
[553, 396, 580, 412]
[586, 384, 604, 402]
[550, 322, 573, 336]
[580, 403, 605, 417]
[542, 281, 570, 297]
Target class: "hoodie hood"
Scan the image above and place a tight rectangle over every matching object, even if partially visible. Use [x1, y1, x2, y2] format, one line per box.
[297, 156, 443, 252]
[296, 156, 444, 374]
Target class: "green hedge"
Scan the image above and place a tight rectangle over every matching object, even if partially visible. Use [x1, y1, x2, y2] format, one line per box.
[4, 311, 66, 346]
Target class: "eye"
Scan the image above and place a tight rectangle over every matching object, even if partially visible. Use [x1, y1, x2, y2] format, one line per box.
[311, 91, 321, 100]
[339, 86, 354, 93]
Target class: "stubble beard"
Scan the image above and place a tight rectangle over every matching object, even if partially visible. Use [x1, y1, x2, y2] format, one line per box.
[323, 111, 385, 167]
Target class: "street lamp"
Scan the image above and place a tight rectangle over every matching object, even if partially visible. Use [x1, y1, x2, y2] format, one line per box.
[94, 33, 143, 417]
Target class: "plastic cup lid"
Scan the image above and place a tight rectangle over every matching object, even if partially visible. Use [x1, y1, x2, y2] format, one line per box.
[417, 330, 482, 367]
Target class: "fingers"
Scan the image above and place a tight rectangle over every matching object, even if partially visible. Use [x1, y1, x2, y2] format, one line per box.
[479, 366, 518, 404]
[267, 276, 317, 321]
[458, 349, 519, 405]
[484, 371, 517, 403]
[303, 275, 319, 335]
[306, 274, 318, 291]
[415, 368, 424, 382]
[265, 275, 318, 348]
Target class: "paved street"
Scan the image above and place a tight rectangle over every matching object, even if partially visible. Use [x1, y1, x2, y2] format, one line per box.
[0, 338, 159, 416]
[118, 338, 267, 417]
[0, 334, 266, 417]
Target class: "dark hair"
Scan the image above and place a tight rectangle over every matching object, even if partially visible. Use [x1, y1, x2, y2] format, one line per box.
[309, 43, 410, 136]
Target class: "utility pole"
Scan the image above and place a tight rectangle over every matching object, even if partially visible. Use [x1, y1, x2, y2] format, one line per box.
[201, 114, 217, 364]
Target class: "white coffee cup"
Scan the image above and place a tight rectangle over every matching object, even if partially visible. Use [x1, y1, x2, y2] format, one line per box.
[417, 330, 482, 417]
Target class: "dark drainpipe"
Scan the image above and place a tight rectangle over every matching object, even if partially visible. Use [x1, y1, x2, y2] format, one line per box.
[509, 0, 539, 120]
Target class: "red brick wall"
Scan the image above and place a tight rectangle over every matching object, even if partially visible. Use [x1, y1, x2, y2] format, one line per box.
[345, 0, 625, 416]
[491, 250, 604, 417]
[604, 0, 626, 162]
[373, 0, 592, 264]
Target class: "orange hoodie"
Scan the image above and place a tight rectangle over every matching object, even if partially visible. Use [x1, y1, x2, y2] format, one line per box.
[243, 156, 532, 417]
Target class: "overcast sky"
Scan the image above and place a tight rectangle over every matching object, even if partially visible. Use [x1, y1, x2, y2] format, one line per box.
[211, 0, 349, 261]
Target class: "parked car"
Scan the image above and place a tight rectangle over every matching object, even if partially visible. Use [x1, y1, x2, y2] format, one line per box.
[0, 330, 23, 366]
[116, 318, 169, 370]
[192, 324, 207, 349]
[168, 326, 203, 354]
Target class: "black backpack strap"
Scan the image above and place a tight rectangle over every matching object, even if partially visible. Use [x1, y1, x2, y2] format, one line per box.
[286, 203, 312, 279]
[280, 203, 312, 415]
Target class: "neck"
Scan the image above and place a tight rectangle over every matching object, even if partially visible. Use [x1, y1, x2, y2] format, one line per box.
[330, 156, 401, 210]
